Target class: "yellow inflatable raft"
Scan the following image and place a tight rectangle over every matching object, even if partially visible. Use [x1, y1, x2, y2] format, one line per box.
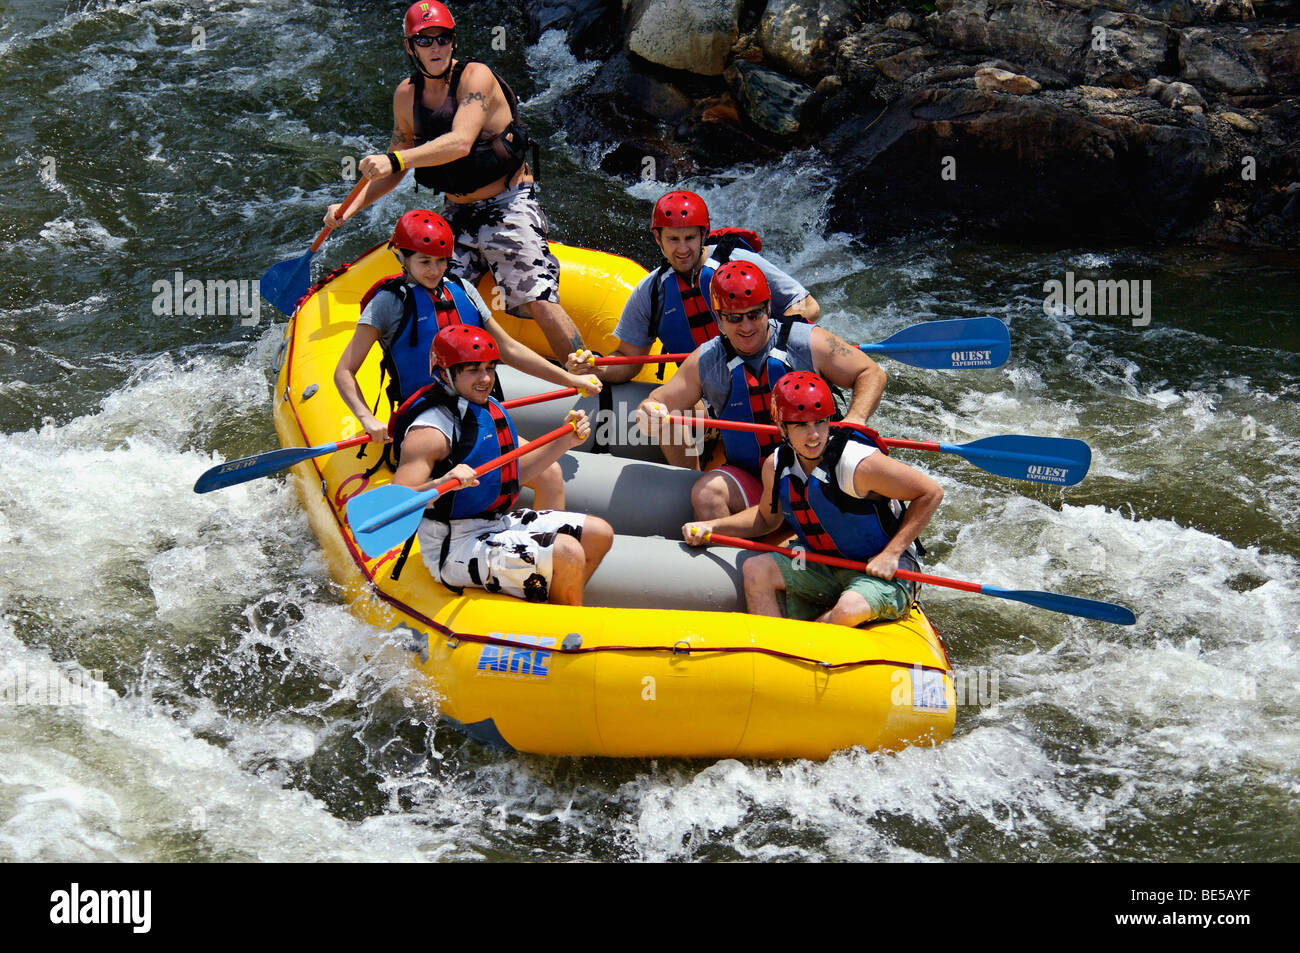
[271, 241, 956, 759]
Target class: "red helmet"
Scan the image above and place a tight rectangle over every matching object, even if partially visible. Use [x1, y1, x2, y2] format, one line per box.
[651, 190, 709, 230]
[433, 325, 500, 370]
[390, 210, 454, 256]
[772, 372, 834, 423]
[710, 260, 770, 312]
[404, 1, 455, 36]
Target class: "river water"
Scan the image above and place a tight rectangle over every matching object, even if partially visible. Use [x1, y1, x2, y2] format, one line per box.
[1, 0, 1296, 865]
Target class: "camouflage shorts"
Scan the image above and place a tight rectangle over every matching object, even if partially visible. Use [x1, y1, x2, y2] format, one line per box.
[442, 185, 561, 314]
[418, 508, 586, 603]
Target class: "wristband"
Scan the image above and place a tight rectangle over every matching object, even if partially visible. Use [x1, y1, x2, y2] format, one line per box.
[387, 151, 404, 174]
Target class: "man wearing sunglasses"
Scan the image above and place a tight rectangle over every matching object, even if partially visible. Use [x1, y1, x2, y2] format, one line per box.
[637, 261, 886, 522]
[324, 1, 587, 364]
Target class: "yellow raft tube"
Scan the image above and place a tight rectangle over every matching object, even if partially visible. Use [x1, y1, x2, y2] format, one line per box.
[271, 241, 956, 759]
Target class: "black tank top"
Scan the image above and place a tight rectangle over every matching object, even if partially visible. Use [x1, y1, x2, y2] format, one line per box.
[411, 61, 531, 196]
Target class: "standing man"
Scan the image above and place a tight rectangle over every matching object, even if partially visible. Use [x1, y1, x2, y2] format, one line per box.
[638, 261, 886, 520]
[683, 372, 942, 628]
[566, 189, 820, 389]
[324, 1, 585, 362]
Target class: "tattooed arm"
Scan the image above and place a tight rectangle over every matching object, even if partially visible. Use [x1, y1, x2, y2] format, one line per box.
[386, 62, 500, 172]
[810, 325, 886, 425]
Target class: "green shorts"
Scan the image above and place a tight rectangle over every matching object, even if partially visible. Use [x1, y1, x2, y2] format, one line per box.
[772, 553, 912, 623]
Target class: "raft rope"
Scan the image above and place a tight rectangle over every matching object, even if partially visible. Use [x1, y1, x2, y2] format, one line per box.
[386, 594, 952, 675]
[445, 629, 953, 675]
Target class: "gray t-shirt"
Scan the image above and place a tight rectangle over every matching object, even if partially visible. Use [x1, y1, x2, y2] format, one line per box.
[791, 440, 878, 499]
[698, 319, 815, 415]
[407, 402, 458, 441]
[614, 247, 810, 349]
[358, 276, 493, 349]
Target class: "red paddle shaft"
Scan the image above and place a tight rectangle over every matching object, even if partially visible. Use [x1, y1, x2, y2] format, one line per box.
[309, 179, 369, 253]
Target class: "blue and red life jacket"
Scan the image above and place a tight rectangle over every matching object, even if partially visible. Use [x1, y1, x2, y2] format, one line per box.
[769, 429, 923, 563]
[359, 273, 485, 411]
[714, 319, 796, 473]
[395, 386, 520, 524]
[646, 228, 763, 360]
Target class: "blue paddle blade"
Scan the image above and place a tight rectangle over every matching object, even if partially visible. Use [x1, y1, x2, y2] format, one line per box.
[860, 317, 1010, 369]
[346, 483, 433, 558]
[194, 442, 341, 493]
[260, 250, 315, 317]
[942, 435, 1091, 486]
[981, 586, 1137, 625]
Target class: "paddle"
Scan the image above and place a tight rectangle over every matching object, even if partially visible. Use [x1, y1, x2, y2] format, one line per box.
[661, 415, 1091, 486]
[704, 533, 1136, 625]
[346, 420, 577, 558]
[192, 387, 584, 494]
[581, 318, 1010, 371]
[194, 434, 372, 493]
[858, 317, 1010, 370]
[501, 386, 580, 409]
[260, 179, 369, 317]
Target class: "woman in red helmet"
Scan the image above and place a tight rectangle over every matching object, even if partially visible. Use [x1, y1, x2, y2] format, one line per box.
[637, 260, 887, 521]
[333, 209, 597, 507]
[393, 325, 613, 605]
[683, 372, 943, 627]
[323, 2, 587, 362]
[566, 189, 821, 397]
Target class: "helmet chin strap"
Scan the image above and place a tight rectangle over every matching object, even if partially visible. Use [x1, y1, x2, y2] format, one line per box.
[431, 365, 459, 396]
[394, 248, 419, 284]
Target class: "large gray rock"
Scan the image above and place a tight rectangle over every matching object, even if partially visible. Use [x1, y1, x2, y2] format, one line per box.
[1084, 10, 1172, 88]
[1242, 26, 1300, 94]
[726, 59, 814, 136]
[1180, 26, 1269, 93]
[836, 24, 931, 83]
[876, 43, 947, 82]
[826, 86, 1224, 242]
[758, 0, 856, 80]
[1030, 0, 1254, 23]
[927, 0, 1093, 81]
[1123, 0, 1255, 24]
[625, 0, 744, 76]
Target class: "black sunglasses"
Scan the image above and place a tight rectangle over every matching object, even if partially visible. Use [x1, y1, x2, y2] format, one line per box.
[717, 304, 769, 325]
[411, 33, 454, 48]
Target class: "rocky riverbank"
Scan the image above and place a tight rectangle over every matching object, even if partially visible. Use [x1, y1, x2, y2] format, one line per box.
[524, 0, 1298, 248]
